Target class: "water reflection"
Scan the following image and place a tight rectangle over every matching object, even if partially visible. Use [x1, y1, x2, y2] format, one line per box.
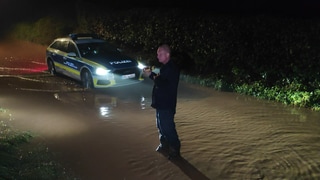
[53, 90, 149, 120]
[99, 106, 110, 117]
[140, 96, 146, 109]
[94, 95, 117, 118]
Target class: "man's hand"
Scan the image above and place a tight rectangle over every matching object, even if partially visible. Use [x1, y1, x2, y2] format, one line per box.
[143, 67, 152, 77]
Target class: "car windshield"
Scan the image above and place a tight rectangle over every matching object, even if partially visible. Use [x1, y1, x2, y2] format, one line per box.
[77, 42, 120, 58]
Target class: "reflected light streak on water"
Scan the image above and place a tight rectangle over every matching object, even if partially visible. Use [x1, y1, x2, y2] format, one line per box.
[140, 96, 146, 109]
[0, 57, 47, 75]
[99, 106, 110, 117]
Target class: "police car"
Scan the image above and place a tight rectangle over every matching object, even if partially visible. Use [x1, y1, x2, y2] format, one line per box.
[45, 33, 145, 88]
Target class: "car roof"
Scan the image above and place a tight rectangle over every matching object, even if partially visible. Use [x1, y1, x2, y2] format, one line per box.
[53, 33, 106, 44]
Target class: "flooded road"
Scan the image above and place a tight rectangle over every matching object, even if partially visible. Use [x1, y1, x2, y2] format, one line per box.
[1, 41, 320, 179]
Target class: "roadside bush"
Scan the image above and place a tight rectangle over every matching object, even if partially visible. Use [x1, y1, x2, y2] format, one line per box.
[10, 16, 75, 45]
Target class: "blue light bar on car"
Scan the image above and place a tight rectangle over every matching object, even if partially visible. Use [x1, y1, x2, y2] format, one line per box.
[69, 33, 100, 40]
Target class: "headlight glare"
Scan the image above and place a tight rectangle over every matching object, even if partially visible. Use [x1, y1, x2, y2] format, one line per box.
[96, 68, 110, 75]
[138, 62, 146, 70]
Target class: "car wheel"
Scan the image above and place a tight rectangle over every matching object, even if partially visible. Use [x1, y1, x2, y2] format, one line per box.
[81, 70, 94, 89]
[47, 60, 56, 75]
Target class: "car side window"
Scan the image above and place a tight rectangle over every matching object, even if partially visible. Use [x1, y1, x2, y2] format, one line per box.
[50, 41, 62, 51]
[60, 41, 69, 53]
[67, 42, 79, 57]
[78, 44, 97, 57]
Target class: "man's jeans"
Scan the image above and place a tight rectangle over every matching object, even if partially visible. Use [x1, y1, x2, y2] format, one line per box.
[156, 109, 181, 151]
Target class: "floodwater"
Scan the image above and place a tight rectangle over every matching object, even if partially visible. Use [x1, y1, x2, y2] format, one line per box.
[1, 41, 320, 180]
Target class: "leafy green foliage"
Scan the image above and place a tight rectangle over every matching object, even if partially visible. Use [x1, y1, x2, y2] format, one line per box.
[9, 16, 76, 45]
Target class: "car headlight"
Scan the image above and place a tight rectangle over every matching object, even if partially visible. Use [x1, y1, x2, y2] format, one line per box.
[96, 68, 110, 75]
[138, 62, 146, 70]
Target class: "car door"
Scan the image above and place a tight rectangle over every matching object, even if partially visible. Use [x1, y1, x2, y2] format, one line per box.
[61, 42, 82, 80]
[48, 41, 68, 74]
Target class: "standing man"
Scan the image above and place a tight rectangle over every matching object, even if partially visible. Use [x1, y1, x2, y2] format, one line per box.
[143, 44, 181, 158]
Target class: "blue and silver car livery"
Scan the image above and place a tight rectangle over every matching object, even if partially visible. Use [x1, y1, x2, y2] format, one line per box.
[45, 33, 145, 88]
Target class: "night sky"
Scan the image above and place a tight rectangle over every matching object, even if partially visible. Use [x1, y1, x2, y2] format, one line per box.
[0, 0, 319, 37]
[0, 0, 74, 26]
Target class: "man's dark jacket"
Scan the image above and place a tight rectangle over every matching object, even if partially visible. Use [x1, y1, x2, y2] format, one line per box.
[149, 60, 180, 111]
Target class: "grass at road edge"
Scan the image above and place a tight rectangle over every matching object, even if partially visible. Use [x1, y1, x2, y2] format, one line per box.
[0, 108, 78, 180]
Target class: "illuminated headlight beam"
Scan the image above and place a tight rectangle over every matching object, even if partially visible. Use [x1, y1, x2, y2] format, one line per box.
[138, 62, 146, 70]
[96, 68, 110, 75]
